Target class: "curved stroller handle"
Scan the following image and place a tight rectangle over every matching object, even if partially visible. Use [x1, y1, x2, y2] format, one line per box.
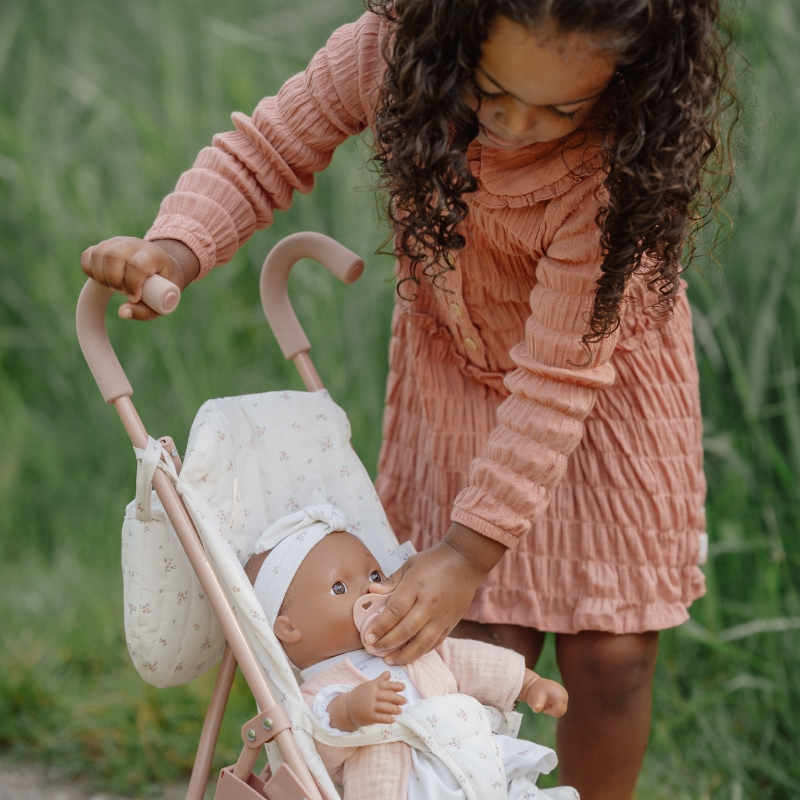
[76, 274, 181, 403]
[260, 231, 364, 361]
[77, 257, 331, 800]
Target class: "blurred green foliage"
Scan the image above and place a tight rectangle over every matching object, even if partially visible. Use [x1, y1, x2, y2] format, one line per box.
[0, 0, 798, 797]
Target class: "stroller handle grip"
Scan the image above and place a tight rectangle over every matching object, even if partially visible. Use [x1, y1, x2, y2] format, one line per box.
[76, 274, 181, 403]
[260, 231, 364, 360]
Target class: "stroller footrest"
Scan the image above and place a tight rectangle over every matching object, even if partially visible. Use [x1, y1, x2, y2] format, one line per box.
[215, 766, 268, 800]
[215, 764, 310, 800]
[241, 704, 291, 748]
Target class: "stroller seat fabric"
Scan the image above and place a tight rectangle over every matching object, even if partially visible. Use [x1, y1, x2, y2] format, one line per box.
[122, 390, 403, 689]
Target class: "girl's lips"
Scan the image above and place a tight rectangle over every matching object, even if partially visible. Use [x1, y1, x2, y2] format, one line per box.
[480, 125, 526, 149]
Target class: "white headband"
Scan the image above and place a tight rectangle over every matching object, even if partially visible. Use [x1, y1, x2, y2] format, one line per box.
[252, 504, 354, 628]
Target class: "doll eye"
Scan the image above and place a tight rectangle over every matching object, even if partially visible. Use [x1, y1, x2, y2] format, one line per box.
[331, 581, 347, 595]
[369, 571, 382, 583]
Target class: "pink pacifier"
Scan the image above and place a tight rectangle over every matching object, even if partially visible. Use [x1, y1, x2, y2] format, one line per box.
[353, 591, 394, 653]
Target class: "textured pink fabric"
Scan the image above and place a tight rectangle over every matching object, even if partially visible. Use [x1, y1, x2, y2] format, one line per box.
[146, 10, 706, 634]
[299, 638, 526, 800]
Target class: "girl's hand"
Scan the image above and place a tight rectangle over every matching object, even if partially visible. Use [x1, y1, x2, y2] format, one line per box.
[80, 237, 200, 321]
[519, 669, 569, 718]
[327, 672, 407, 731]
[363, 523, 507, 666]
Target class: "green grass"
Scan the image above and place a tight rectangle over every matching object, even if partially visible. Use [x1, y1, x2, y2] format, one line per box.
[1, 0, 799, 797]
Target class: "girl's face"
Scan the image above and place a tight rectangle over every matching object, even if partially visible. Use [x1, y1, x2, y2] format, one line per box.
[469, 16, 618, 150]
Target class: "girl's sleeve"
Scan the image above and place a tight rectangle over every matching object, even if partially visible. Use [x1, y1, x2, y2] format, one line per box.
[450, 172, 620, 548]
[144, 12, 384, 277]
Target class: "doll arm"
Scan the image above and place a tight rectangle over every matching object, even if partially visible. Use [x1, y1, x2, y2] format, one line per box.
[517, 668, 569, 718]
[325, 672, 407, 733]
[450, 170, 621, 547]
[436, 637, 525, 711]
[145, 12, 384, 278]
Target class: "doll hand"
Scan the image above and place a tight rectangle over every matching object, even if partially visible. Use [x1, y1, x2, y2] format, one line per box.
[519, 669, 568, 718]
[363, 523, 507, 665]
[327, 672, 406, 731]
[80, 237, 199, 321]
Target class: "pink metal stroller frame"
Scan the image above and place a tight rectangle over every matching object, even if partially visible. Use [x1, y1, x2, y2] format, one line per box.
[77, 232, 366, 800]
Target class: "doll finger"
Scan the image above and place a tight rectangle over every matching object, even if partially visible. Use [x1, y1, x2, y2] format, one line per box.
[530, 698, 545, 713]
[376, 702, 404, 716]
[377, 689, 406, 704]
[546, 696, 568, 717]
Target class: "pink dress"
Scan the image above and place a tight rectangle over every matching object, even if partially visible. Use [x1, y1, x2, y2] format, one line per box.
[146, 11, 706, 635]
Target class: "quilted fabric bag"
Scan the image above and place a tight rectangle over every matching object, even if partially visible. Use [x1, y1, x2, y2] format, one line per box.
[122, 437, 224, 688]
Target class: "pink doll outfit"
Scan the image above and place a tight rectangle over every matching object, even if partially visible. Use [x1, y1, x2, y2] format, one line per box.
[299, 638, 576, 800]
[146, 10, 707, 635]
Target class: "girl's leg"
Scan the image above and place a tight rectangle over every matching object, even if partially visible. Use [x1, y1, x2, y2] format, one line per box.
[554, 630, 659, 800]
[451, 620, 546, 669]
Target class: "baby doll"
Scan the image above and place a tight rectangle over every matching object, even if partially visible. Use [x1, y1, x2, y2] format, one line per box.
[245, 505, 575, 800]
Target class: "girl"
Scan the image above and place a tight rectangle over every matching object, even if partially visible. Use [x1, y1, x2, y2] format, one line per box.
[81, 1, 733, 798]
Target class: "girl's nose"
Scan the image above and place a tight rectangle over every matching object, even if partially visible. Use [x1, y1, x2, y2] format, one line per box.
[493, 100, 536, 137]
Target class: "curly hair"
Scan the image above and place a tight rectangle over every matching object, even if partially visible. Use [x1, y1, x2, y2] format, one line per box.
[367, 0, 736, 345]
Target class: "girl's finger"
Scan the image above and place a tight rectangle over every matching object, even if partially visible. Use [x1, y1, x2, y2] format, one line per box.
[363, 585, 417, 648]
[368, 601, 428, 654]
[119, 301, 161, 322]
[101, 238, 145, 291]
[383, 620, 444, 666]
[125, 245, 171, 303]
[80, 237, 125, 280]
[376, 559, 410, 591]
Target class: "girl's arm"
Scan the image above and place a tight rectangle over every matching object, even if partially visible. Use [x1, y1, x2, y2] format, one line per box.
[365, 172, 621, 663]
[81, 12, 384, 319]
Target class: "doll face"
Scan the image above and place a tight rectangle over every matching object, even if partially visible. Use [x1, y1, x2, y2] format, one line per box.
[273, 532, 389, 670]
[469, 15, 618, 149]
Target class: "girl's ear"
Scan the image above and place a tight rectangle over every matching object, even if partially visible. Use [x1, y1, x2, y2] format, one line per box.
[274, 615, 302, 644]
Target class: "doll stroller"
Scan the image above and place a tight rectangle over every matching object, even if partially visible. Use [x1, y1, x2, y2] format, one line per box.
[78, 232, 406, 800]
[76, 232, 525, 800]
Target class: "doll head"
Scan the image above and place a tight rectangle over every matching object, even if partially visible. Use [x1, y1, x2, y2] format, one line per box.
[271, 531, 388, 669]
[247, 506, 390, 670]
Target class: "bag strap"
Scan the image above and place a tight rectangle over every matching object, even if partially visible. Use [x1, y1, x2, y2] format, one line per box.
[133, 437, 169, 521]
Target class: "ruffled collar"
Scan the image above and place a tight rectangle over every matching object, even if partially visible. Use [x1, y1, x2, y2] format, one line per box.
[469, 123, 607, 208]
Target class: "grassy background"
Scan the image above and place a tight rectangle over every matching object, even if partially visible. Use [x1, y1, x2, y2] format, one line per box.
[0, 0, 798, 797]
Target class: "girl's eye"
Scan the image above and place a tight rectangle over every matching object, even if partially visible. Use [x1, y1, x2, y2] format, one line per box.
[471, 81, 509, 102]
[331, 581, 347, 595]
[550, 106, 582, 121]
[369, 571, 382, 583]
